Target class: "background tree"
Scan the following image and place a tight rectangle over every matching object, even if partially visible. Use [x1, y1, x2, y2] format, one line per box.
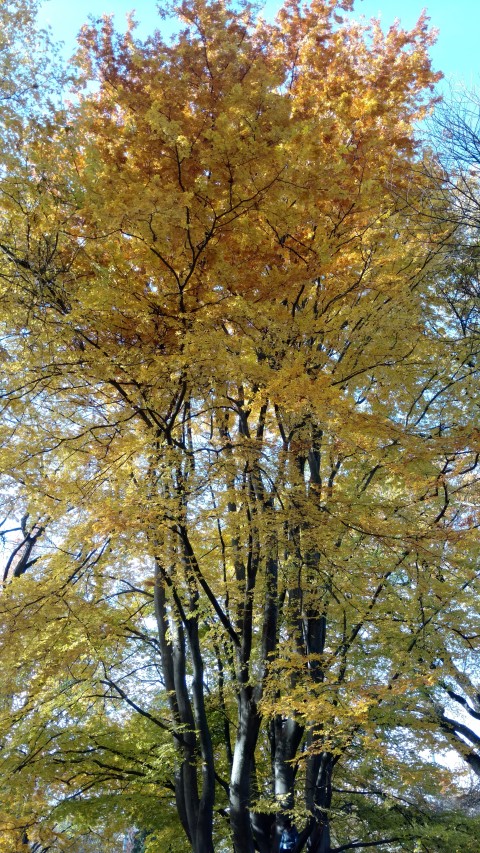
[409, 86, 480, 790]
[0, 1, 478, 852]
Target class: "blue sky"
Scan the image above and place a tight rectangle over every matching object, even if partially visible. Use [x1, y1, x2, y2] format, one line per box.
[38, 0, 479, 89]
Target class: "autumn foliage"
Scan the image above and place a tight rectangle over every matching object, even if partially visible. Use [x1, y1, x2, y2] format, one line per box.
[0, 1, 478, 852]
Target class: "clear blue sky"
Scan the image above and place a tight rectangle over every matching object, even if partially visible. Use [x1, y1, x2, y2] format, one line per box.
[38, 0, 479, 90]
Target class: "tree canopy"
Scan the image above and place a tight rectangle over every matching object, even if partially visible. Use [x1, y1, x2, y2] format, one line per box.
[0, 1, 478, 852]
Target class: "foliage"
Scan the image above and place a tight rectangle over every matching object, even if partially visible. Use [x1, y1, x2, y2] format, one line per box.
[0, 1, 478, 852]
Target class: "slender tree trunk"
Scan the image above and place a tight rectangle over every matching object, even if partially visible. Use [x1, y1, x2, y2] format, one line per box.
[154, 561, 200, 847]
[186, 616, 216, 853]
[229, 690, 262, 853]
[272, 715, 304, 849]
[305, 751, 335, 853]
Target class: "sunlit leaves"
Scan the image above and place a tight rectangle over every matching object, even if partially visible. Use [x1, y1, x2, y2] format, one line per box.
[0, 1, 478, 851]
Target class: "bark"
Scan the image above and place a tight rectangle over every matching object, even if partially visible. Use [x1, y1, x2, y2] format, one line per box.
[2, 515, 43, 583]
[272, 715, 304, 850]
[302, 598, 333, 852]
[251, 810, 274, 853]
[305, 752, 335, 853]
[229, 462, 269, 853]
[229, 691, 262, 853]
[437, 709, 480, 777]
[153, 561, 200, 847]
[186, 615, 216, 853]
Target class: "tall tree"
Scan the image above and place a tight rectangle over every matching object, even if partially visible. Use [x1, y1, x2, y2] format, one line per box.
[413, 87, 480, 788]
[0, 1, 478, 852]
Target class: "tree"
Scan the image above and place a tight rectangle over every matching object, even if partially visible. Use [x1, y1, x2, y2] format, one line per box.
[410, 87, 480, 787]
[0, 1, 478, 852]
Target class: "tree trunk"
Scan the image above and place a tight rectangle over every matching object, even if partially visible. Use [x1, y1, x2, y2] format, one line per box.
[272, 715, 304, 849]
[305, 751, 335, 853]
[229, 691, 262, 853]
[154, 561, 200, 847]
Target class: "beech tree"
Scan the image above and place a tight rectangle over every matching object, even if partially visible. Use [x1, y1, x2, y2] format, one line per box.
[415, 89, 480, 787]
[0, 1, 478, 852]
